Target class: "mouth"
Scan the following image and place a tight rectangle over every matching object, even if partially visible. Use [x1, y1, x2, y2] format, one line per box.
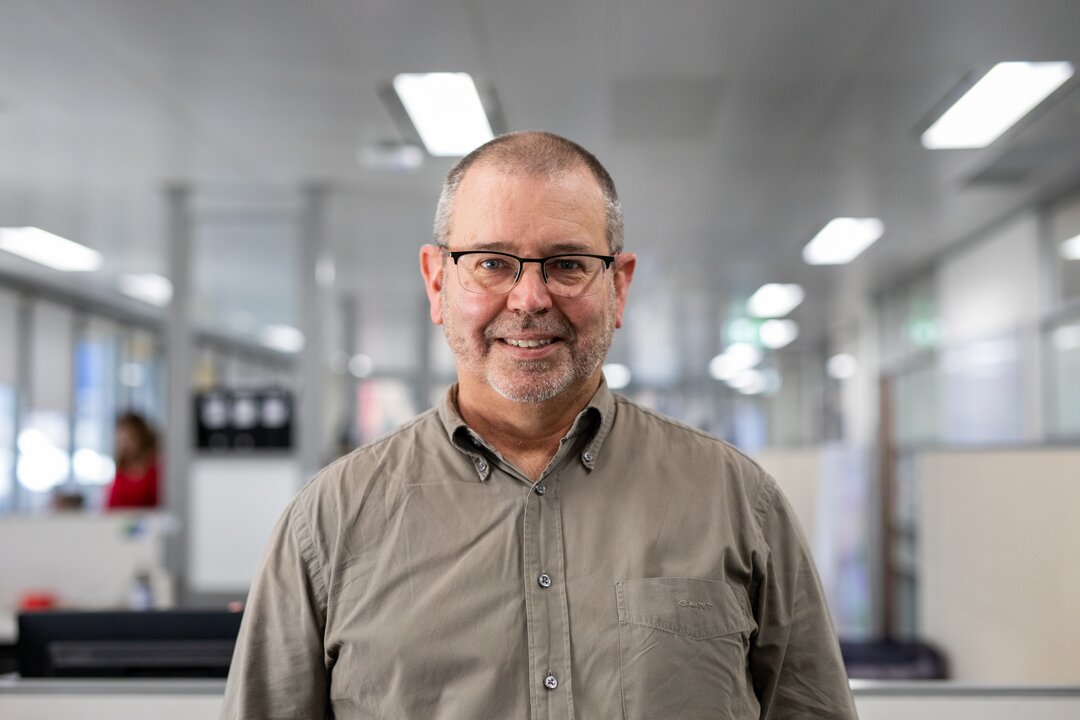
[502, 337, 557, 349]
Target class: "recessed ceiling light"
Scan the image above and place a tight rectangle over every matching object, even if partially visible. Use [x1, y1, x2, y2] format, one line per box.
[1060, 233, 1080, 260]
[709, 343, 762, 382]
[0, 227, 102, 271]
[118, 273, 173, 307]
[803, 218, 884, 265]
[827, 353, 858, 380]
[759, 319, 799, 349]
[730, 369, 766, 394]
[259, 325, 305, 353]
[348, 353, 374, 378]
[393, 73, 494, 157]
[603, 363, 632, 390]
[747, 284, 804, 318]
[922, 62, 1074, 150]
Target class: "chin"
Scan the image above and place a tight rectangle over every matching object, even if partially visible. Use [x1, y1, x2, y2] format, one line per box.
[487, 368, 577, 404]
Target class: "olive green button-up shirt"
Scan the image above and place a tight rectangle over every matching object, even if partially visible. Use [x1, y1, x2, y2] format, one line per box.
[221, 383, 857, 719]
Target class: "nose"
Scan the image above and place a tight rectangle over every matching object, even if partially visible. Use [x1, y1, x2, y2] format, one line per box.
[506, 262, 553, 313]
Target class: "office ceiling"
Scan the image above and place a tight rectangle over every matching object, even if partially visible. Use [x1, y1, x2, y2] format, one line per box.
[2, 0, 1080, 381]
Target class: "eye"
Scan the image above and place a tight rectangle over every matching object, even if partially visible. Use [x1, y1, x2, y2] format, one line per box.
[554, 258, 584, 271]
[477, 257, 509, 271]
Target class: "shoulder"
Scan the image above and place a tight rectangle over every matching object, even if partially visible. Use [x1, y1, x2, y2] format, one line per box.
[611, 393, 772, 476]
[302, 407, 441, 497]
[271, 408, 446, 570]
[608, 393, 780, 516]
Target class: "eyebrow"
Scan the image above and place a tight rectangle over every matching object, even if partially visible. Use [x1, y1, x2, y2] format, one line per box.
[466, 240, 599, 255]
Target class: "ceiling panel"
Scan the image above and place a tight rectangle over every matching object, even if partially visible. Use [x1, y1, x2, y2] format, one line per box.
[2, 0, 1080, 374]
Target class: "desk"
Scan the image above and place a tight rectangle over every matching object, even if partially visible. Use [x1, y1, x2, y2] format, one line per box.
[2, 678, 1079, 719]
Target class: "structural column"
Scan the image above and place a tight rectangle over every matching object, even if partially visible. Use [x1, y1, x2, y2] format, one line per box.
[298, 183, 333, 480]
[164, 183, 194, 601]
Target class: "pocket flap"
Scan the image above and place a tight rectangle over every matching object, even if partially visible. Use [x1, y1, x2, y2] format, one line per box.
[617, 577, 755, 640]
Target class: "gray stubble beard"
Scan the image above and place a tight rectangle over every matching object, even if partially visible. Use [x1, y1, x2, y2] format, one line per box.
[441, 285, 617, 404]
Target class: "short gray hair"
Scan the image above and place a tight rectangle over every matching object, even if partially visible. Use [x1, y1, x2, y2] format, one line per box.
[433, 131, 624, 254]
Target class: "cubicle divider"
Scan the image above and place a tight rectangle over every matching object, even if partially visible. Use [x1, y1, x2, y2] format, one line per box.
[0, 512, 173, 644]
[917, 448, 1080, 683]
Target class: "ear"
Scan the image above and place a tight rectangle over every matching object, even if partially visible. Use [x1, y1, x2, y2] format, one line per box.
[612, 252, 636, 329]
[419, 245, 447, 325]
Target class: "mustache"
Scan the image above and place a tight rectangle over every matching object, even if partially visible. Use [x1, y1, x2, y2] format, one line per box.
[484, 313, 574, 342]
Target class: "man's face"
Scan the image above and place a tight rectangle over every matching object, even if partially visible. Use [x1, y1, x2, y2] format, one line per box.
[421, 163, 635, 404]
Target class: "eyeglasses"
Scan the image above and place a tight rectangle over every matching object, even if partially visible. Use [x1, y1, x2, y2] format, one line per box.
[447, 250, 616, 298]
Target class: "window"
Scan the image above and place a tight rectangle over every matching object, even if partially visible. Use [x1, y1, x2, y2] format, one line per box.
[1045, 317, 1080, 438]
[17, 301, 74, 511]
[0, 289, 16, 512]
[1051, 192, 1080, 305]
[73, 317, 121, 507]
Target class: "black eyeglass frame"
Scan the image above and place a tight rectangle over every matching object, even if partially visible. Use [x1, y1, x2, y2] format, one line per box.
[446, 249, 617, 296]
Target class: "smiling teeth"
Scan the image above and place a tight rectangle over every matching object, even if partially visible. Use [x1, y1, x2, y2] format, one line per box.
[506, 338, 554, 348]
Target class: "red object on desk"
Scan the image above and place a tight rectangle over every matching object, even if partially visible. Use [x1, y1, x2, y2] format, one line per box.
[19, 591, 57, 611]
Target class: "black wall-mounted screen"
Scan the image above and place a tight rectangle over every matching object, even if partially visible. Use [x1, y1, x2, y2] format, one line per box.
[17, 610, 243, 678]
[195, 388, 293, 451]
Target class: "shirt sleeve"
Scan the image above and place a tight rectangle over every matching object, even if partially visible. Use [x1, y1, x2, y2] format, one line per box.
[748, 478, 859, 719]
[220, 495, 330, 720]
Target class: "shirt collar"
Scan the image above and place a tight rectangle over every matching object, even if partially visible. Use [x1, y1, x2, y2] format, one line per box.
[437, 380, 616, 479]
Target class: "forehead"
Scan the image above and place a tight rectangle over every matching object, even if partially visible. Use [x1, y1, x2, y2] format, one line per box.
[450, 162, 607, 252]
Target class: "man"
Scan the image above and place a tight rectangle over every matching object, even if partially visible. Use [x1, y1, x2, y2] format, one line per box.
[221, 131, 857, 719]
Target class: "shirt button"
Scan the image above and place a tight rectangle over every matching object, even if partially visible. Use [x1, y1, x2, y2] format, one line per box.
[538, 573, 552, 588]
[543, 673, 558, 690]
[582, 451, 594, 463]
[534, 483, 546, 496]
[476, 460, 488, 472]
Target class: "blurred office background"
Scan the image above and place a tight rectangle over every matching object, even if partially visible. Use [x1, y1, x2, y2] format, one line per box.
[1, 0, 1079, 692]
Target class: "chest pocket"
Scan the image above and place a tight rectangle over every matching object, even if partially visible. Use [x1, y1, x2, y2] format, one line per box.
[616, 577, 757, 719]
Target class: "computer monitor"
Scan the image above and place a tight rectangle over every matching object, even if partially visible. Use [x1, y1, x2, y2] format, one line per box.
[17, 610, 243, 678]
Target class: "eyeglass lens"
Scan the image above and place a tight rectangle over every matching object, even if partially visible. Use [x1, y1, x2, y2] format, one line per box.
[456, 253, 607, 297]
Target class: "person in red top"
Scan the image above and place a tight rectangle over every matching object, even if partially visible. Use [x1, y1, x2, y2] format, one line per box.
[105, 412, 161, 509]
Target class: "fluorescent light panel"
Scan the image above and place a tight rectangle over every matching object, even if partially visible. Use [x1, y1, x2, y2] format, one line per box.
[0, 227, 102, 271]
[393, 73, 494, 157]
[803, 217, 884, 265]
[118, 273, 173, 307]
[922, 62, 1074, 149]
[747, 283, 804, 318]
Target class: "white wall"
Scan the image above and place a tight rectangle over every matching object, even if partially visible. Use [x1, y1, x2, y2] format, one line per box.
[187, 456, 303, 594]
[937, 213, 1041, 345]
[917, 449, 1080, 683]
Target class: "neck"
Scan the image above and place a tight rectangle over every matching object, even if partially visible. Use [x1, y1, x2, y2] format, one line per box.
[456, 373, 601, 480]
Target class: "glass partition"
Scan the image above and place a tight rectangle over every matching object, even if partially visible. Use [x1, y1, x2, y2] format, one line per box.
[1044, 317, 1080, 439]
[16, 301, 74, 511]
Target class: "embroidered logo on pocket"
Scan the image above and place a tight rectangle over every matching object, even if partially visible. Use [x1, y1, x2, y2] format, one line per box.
[678, 599, 715, 609]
